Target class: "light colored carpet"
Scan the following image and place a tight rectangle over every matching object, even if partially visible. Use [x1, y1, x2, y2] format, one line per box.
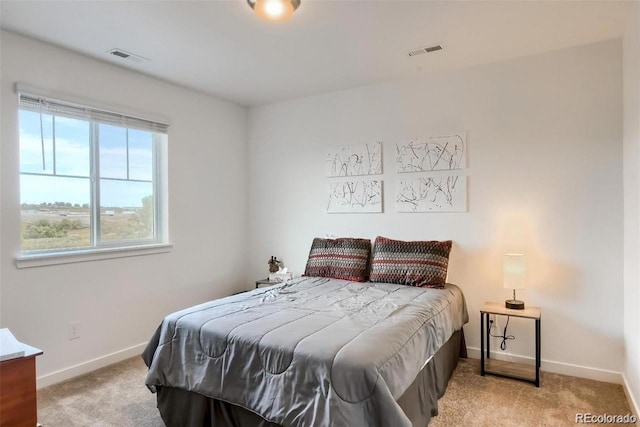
[429, 359, 634, 427]
[37, 357, 634, 427]
[38, 357, 163, 427]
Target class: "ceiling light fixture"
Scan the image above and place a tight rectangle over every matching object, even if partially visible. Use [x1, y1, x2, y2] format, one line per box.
[247, 0, 300, 22]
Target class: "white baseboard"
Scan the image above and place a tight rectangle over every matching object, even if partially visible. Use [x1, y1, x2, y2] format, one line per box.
[466, 346, 622, 384]
[622, 373, 640, 419]
[36, 342, 148, 389]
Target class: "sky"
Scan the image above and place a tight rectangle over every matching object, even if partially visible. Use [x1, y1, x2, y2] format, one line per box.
[19, 110, 154, 207]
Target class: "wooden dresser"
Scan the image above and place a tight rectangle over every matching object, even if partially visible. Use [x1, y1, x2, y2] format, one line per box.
[0, 343, 43, 427]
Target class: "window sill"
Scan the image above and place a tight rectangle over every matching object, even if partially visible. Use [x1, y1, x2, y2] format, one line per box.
[15, 243, 173, 269]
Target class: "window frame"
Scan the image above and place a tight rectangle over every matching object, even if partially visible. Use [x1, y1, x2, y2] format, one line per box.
[15, 84, 171, 267]
[91, 123, 161, 248]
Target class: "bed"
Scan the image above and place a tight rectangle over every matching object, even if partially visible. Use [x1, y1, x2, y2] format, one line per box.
[143, 276, 468, 427]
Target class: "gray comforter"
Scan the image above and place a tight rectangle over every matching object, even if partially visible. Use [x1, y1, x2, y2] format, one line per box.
[144, 277, 468, 427]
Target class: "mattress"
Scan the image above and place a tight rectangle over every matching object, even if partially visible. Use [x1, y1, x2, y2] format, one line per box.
[144, 277, 468, 427]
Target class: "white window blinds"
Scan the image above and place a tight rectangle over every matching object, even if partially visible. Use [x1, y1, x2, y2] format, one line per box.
[18, 92, 169, 134]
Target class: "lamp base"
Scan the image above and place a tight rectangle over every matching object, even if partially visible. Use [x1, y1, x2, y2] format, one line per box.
[505, 299, 525, 310]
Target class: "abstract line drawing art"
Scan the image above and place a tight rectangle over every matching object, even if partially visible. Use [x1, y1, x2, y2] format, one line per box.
[396, 175, 466, 212]
[396, 134, 466, 173]
[326, 142, 382, 177]
[327, 180, 383, 213]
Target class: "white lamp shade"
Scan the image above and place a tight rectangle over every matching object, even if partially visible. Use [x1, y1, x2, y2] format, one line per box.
[503, 253, 526, 290]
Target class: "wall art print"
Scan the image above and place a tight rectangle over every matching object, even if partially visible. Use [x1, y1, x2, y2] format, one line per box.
[326, 142, 382, 177]
[327, 180, 383, 213]
[396, 175, 466, 212]
[396, 134, 466, 173]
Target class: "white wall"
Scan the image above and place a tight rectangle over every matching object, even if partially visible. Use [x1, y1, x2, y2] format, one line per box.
[247, 41, 624, 378]
[0, 31, 248, 385]
[623, 2, 640, 415]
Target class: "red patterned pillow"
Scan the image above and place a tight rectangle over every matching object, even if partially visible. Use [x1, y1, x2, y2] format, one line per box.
[369, 237, 452, 288]
[303, 238, 371, 282]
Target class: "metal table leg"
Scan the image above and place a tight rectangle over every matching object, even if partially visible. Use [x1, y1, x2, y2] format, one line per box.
[535, 318, 541, 387]
[480, 312, 485, 376]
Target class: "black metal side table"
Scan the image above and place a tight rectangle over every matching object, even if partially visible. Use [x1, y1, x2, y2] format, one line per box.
[480, 302, 541, 387]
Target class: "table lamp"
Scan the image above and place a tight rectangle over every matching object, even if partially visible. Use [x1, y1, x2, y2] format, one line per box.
[504, 253, 526, 309]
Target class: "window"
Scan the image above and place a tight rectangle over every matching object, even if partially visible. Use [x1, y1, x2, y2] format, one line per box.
[18, 90, 168, 256]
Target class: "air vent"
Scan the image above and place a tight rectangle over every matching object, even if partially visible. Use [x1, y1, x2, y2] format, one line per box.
[408, 48, 426, 57]
[110, 50, 130, 59]
[106, 49, 150, 63]
[407, 44, 443, 58]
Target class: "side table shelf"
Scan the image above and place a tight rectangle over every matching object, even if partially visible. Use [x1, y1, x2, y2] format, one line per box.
[480, 302, 541, 387]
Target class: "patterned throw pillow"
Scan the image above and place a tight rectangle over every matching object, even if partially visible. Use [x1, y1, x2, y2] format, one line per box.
[303, 237, 371, 282]
[369, 237, 452, 288]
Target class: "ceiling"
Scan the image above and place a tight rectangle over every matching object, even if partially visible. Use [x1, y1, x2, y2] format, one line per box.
[0, 1, 631, 107]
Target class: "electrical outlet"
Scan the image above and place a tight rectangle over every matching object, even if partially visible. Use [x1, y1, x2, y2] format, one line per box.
[68, 322, 80, 340]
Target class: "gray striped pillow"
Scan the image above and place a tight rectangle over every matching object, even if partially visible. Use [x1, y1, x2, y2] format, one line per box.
[369, 236, 452, 288]
[303, 238, 371, 282]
